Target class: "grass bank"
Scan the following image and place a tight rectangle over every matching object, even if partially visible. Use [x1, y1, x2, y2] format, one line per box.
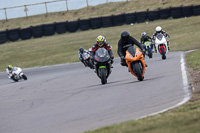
[0, 0, 200, 30]
[84, 50, 200, 133]
[1, 16, 200, 71]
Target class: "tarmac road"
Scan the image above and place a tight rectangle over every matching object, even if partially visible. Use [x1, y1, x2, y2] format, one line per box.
[0, 52, 190, 133]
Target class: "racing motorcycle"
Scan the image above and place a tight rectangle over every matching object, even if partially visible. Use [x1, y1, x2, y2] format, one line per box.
[10, 67, 27, 82]
[144, 41, 153, 58]
[82, 52, 94, 69]
[125, 46, 146, 81]
[154, 33, 169, 60]
[94, 48, 112, 84]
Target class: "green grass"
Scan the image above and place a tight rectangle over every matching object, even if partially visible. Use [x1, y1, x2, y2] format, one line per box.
[186, 49, 200, 70]
[1, 16, 200, 72]
[0, 0, 200, 30]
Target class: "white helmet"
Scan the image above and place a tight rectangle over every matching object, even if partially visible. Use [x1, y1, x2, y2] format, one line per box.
[155, 26, 162, 32]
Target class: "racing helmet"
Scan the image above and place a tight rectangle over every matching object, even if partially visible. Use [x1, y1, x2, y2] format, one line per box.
[121, 31, 130, 41]
[8, 65, 12, 71]
[96, 35, 106, 47]
[155, 26, 162, 33]
[79, 47, 84, 53]
[141, 32, 147, 37]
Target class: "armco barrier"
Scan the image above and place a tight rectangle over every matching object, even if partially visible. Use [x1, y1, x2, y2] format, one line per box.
[182, 5, 193, 17]
[55, 21, 68, 34]
[79, 19, 91, 31]
[125, 12, 136, 24]
[67, 21, 79, 32]
[19, 27, 32, 40]
[148, 10, 160, 21]
[7, 28, 20, 42]
[31, 25, 44, 38]
[136, 11, 147, 23]
[113, 14, 125, 26]
[159, 8, 171, 19]
[0, 31, 7, 44]
[90, 17, 102, 29]
[43, 23, 55, 36]
[193, 5, 200, 16]
[171, 6, 183, 19]
[102, 16, 113, 28]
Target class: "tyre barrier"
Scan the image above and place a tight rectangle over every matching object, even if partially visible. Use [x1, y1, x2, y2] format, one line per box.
[67, 21, 79, 32]
[136, 11, 147, 23]
[79, 19, 91, 31]
[31, 25, 44, 38]
[43, 23, 55, 36]
[0, 31, 7, 44]
[148, 10, 160, 21]
[19, 27, 32, 40]
[7, 28, 20, 42]
[55, 21, 68, 34]
[90, 17, 102, 29]
[182, 5, 193, 17]
[125, 12, 136, 24]
[113, 14, 125, 26]
[102, 16, 113, 28]
[159, 8, 171, 19]
[193, 5, 200, 16]
[171, 6, 183, 19]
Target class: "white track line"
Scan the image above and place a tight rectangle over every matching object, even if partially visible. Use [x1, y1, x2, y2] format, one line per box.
[136, 52, 191, 120]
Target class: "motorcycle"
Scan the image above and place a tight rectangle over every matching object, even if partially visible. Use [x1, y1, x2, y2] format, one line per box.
[125, 46, 146, 81]
[94, 48, 112, 84]
[82, 52, 94, 69]
[10, 67, 27, 82]
[144, 41, 153, 58]
[154, 33, 169, 60]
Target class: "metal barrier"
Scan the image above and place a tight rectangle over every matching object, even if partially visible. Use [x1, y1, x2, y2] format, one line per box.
[0, 0, 129, 20]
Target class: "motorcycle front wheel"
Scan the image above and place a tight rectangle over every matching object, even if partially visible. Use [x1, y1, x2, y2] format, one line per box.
[160, 47, 166, 60]
[22, 74, 28, 80]
[99, 68, 107, 84]
[132, 62, 143, 81]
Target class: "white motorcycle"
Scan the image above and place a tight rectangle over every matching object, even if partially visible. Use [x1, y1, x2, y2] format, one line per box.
[154, 33, 169, 60]
[10, 67, 27, 82]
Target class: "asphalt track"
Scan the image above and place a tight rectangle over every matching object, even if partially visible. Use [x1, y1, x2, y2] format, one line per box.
[0, 52, 190, 133]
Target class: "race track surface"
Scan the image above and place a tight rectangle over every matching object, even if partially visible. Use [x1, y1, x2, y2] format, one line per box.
[0, 52, 190, 133]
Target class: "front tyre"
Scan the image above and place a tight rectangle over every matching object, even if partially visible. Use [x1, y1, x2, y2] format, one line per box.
[132, 62, 143, 81]
[160, 47, 166, 60]
[148, 48, 152, 58]
[100, 68, 107, 84]
[22, 74, 27, 80]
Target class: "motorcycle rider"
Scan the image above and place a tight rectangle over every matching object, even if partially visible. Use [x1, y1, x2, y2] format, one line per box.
[117, 31, 146, 67]
[6, 65, 20, 79]
[152, 26, 170, 52]
[140, 32, 154, 51]
[90, 35, 114, 67]
[78, 47, 92, 67]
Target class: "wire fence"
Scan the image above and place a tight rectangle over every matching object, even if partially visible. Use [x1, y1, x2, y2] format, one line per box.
[0, 0, 129, 20]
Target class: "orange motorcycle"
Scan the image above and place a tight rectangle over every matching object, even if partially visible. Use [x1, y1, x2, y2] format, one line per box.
[125, 46, 146, 81]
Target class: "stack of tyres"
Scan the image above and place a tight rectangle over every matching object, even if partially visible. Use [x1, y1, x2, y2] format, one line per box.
[79, 19, 91, 31]
[113, 14, 125, 26]
[31, 25, 44, 38]
[102, 16, 113, 28]
[125, 12, 136, 24]
[148, 10, 160, 21]
[43, 23, 55, 36]
[67, 21, 79, 32]
[0, 31, 7, 44]
[7, 28, 20, 42]
[171, 7, 183, 18]
[90, 17, 102, 29]
[55, 21, 68, 34]
[182, 5, 193, 17]
[193, 5, 200, 16]
[136, 11, 147, 23]
[159, 8, 171, 19]
[19, 27, 32, 40]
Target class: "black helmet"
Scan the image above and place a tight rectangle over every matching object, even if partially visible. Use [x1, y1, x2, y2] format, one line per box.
[121, 31, 130, 41]
[79, 47, 84, 53]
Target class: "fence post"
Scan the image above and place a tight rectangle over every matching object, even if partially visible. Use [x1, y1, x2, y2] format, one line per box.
[4, 8, 8, 21]
[106, 0, 108, 4]
[24, 5, 28, 18]
[65, 0, 68, 11]
[86, 0, 89, 8]
[45, 2, 48, 15]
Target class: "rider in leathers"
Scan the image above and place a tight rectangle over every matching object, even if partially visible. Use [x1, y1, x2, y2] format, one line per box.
[117, 31, 145, 66]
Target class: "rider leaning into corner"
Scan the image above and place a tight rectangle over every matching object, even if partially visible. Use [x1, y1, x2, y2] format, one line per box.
[117, 31, 147, 67]
[6, 65, 19, 79]
[152, 26, 170, 52]
[90, 35, 114, 67]
[78, 47, 91, 67]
